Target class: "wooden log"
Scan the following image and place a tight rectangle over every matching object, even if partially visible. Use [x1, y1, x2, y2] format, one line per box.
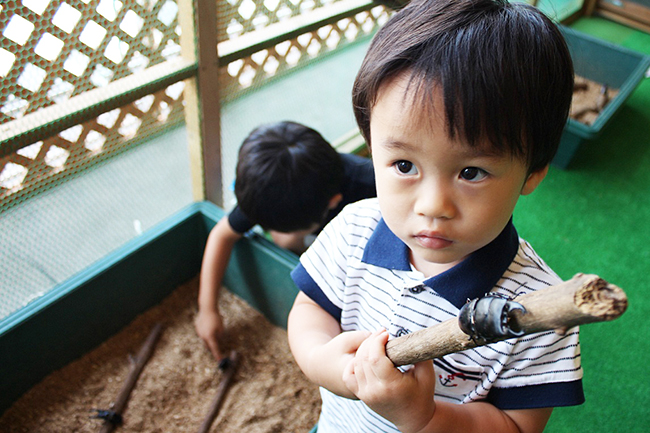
[385, 274, 627, 366]
[97, 323, 163, 433]
[197, 350, 240, 433]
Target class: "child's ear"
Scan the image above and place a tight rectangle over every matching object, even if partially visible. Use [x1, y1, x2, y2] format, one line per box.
[328, 193, 343, 209]
[521, 165, 549, 196]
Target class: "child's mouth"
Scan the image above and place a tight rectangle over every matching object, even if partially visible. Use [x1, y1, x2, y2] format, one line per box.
[414, 232, 453, 249]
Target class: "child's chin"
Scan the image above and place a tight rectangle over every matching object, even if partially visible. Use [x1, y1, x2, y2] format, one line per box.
[410, 249, 464, 275]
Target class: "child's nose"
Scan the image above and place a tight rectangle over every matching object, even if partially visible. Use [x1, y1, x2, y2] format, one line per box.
[414, 180, 455, 220]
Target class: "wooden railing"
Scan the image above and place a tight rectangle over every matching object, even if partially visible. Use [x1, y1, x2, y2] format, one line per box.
[0, 0, 389, 211]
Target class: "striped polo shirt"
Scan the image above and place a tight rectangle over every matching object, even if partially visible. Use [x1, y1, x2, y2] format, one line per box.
[291, 199, 584, 433]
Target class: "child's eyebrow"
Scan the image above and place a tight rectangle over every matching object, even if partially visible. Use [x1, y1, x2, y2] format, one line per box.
[379, 137, 503, 160]
[458, 146, 503, 159]
[377, 138, 414, 151]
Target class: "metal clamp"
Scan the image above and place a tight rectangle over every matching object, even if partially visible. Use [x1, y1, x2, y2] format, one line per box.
[458, 294, 526, 345]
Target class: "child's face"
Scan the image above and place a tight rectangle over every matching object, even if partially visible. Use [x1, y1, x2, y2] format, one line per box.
[370, 73, 546, 277]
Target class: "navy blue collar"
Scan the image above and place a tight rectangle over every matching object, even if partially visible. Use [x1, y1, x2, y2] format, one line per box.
[362, 219, 519, 309]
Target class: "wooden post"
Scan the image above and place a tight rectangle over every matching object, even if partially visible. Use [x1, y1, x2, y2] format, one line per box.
[385, 274, 628, 366]
[179, 0, 223, 206]
[583, 0, 598, 16]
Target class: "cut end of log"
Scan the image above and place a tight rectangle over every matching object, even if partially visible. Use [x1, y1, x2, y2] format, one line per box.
[574, 275, 628, 321]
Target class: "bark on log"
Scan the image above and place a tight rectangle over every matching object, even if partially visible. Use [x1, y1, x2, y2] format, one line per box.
[385, 274, 627, 366]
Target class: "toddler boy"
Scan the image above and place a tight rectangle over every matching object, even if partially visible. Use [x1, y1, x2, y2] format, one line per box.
[288, 1, 583, 432]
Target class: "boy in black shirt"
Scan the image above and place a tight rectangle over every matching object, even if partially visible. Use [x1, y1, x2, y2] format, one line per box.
[196, 121, 375, 360]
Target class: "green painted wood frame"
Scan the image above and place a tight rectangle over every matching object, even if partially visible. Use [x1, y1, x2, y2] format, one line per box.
[0, 201, 300, 415]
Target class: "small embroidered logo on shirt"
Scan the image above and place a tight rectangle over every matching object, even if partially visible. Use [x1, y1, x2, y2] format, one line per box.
[439, 372, 468, 388]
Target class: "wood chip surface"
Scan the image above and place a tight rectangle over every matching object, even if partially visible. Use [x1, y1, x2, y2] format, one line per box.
[1, 277, 321, 433]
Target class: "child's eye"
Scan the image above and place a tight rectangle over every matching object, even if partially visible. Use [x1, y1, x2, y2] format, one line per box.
[460, 167, 488, 182]
[394, 160, 418, 175]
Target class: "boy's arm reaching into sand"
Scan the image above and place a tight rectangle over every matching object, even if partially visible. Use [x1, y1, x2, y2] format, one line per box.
[195, 217, 242, 360]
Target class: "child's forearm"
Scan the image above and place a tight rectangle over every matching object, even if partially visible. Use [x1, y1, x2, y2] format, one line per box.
[287, 292, 346, 393]
[195, 219, 242, 359]
[288, 292, 367, 399]
[401, 401, 551, 433]
[198, 219, 241, 312]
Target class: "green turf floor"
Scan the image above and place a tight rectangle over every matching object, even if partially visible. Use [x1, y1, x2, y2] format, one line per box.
[512, 17, 650, 433]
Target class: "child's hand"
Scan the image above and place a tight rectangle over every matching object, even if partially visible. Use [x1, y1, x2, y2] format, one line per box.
[343, 329, 436, 433]
[307, 329, 372, 399]
[194, 308, 224, 361]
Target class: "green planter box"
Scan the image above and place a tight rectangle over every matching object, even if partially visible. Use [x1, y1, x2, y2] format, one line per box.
[0, 202, 299, 416]
[554, 27, 650, 169]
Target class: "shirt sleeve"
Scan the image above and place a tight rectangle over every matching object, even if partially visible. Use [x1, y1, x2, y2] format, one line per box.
[485, 242, 585, 409]
[290, 206, 357, 322]
[487, 327, 585, 409]
[291, 263, 342, 321]
[487, 378, 584, 409]
[227, 205, 255, 234]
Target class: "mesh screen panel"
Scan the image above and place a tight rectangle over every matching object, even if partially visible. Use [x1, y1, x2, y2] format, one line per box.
[0, 126, 193, 319]
[217, 0, 389, 99]
[1, 0, 192, 321]
[0, 0, 390, 321]
[218, 0, 389, 206]
[1, 0, 181, 121]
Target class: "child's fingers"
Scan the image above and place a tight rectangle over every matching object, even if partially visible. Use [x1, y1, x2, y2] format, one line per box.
[362, 329, 394, 379]
[343, 329, 385, 394]
[342, 357, 360, 395]
[206, 339, 223, 361]
[352, 329, 385, 361]
[353, 329, 393, 383]
[411, 359, 436, 391]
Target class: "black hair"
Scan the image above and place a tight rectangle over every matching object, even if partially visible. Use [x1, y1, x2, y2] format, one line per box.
[353, 0, 574, 173]
[234, 121, 344, 232]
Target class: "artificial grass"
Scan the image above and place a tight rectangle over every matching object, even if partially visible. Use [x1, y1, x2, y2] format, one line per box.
[512, 17, 650, 433]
